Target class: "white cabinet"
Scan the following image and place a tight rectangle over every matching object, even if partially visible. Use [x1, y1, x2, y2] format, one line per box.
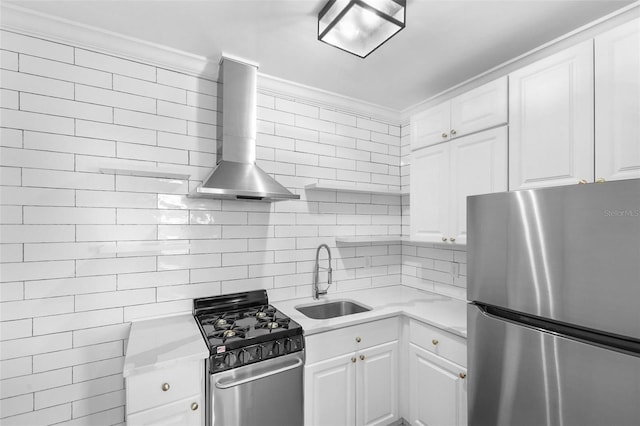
[411, 77, 508, 150]
[304, 317, 400, 426]
[595, 17, 640, 182]
[408, 320, 467, 426]
[409, 344, 467, 426]
[410, 126, 508, 244]
[509, 40, 595, 190]
[127, 395, 203, 426]
[125, 361, 204, 426]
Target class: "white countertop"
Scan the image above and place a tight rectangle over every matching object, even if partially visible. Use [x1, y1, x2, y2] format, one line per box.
[123, 313, 209, 377]
[274, 286, 467, 339]
[123, 286, 467, 377]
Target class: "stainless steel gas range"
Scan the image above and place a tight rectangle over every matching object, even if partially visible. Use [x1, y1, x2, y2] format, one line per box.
[193, 290, 305, 426]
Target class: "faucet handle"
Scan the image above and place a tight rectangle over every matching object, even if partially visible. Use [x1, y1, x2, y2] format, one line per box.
[328, 267, 332, 285]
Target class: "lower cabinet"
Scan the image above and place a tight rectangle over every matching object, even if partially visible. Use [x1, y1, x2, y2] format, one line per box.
[408, 319, 468, 426]
[409, 344, 467, 426]
[304, 318, 400, 426]
[125, 360, 204, 426]
[127, 395, 203, 426]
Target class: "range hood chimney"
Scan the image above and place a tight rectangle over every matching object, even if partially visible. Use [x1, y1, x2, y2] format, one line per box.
[194, 57, 300, 201]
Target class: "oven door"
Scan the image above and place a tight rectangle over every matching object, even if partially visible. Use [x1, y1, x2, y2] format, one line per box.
[210, 351, 304, 426]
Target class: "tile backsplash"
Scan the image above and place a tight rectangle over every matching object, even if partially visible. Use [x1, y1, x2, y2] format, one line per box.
[0, 30, 464, 425]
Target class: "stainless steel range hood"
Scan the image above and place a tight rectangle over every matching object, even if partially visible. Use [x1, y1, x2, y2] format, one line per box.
[194, 57, 299, 201]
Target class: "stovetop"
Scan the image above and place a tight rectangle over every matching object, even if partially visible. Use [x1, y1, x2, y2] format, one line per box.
[193, 290, 304, 373]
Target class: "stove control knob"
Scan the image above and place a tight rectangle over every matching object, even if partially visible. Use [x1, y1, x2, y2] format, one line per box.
[284, 338, 292, 353]
[161, 383, 170, 392]
[238, 349, 247, 364]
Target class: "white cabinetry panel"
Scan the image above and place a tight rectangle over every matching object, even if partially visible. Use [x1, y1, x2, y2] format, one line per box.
[450, 76, 508, 138]
[357, 341, 399, 426]
[411, 101, 451, 150]
[509, 40, 594, 190]
[595, 17, 640, 182]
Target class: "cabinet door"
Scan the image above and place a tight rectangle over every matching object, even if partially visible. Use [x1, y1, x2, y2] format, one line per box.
[450, 126, 508, 245]
[595, 17, 640, 182]
[305, 353, 357, 426]
[409, 343, 467, 426]
[410, 143, 450, 242]
[509, 40, 594, 190]
[450, 76, 508, 138]
[127, 395, 202, 426]
[411, 101, 451, 150]
[356, 341, 399, 426]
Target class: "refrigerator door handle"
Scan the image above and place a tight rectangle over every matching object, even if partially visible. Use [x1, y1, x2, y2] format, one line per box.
[475, 303, 640, 357]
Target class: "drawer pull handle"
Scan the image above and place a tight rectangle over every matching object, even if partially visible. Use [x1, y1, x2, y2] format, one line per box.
[360, 355, 365, 361]
[351, 357, 357, 363]
[459, 372, 467, 379]
[432, 339, 439, 345]
[441, 132, 448, 138]
[161, 383, 170, 392]
[191, 402, 199, 411]
[450, 129, 457, 135]
[355, 337, 361, 343]
[441, 237, 448, 242]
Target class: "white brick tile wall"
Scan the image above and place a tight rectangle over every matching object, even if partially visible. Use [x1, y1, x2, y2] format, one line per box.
[1, 69, 74, 98]
[1, 50, 19, 70]
[114, 74, 186, 103]
[76, 84, 155, 113]
[1, 31, 74, 63]
[19, 55, 112, 88]
[75, 49, 155, 81]
[1, 88, 18, 109]
[0, 30, 470, 424]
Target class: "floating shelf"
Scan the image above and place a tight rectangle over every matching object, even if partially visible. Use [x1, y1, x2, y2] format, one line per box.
[99, 167, 190, 180]
[305, 183, 405, 196]
[335, 235, 406, 243]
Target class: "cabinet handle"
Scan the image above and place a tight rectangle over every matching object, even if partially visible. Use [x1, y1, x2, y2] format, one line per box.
[450, 237, 456, 242]
[459, 372, 467, 379]
[450, 129, 457, 135]
[191, 402, 199, 411]
[596, 178, 606, 183]
[351, 357, 357, 363]
[441, 132, 448, 138]
[161, 383, 170, 392]
[441, 237, 448, 242]
[355, 337, 361, 343]
[578, 179, 588, 184]
[432, 339, 439, 345]
[360, 355, 365, 361]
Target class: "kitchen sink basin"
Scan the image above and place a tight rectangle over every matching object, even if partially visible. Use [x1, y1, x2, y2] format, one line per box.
[296, 300, 371, 320]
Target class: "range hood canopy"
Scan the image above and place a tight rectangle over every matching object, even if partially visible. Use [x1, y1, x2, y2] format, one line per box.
[194, 56, 300, 201]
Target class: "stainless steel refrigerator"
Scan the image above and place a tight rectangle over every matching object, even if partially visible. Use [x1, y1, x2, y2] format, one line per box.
[467, 179, 640, 426]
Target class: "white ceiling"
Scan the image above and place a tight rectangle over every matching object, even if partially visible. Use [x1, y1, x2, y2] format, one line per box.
[4, 0, 634, 110]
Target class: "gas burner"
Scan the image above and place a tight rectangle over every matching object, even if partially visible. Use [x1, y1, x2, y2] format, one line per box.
[202, 313, 241, 331]
[255, 316, 290, 331]
[244, 305, 276, 320]
[211, 323, 249, 343]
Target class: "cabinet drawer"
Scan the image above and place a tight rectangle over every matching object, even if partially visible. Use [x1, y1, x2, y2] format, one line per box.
[127, 394, 203, 426]
[306, 317, 400, 364]
[126, 361, 203, 414]
[409, 320, 467, 367]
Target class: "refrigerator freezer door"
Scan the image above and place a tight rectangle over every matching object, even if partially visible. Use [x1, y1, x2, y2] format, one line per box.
[467, 178, 640, 339]
[468, 305, 640, 426]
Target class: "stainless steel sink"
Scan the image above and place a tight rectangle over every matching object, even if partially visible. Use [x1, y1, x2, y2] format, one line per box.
[296, 300, 371, 320]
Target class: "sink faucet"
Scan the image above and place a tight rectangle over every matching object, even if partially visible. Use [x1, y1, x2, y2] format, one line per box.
[313, 244, 332, 299]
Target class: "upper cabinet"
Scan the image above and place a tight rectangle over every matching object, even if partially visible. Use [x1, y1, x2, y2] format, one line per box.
[595, 17, 640, 182]
[410, 126, 507, 244]
[411, 77, 508, 150]
[509, 40, 595, 190]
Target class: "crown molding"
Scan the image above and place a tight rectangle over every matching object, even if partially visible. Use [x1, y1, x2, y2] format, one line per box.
[0, 3, 402, 124]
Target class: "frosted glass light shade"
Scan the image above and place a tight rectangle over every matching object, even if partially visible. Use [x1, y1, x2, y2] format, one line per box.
[318, 0, 406, 58]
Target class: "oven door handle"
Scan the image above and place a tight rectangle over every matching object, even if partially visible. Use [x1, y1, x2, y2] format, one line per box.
[214, 357, 304, 389]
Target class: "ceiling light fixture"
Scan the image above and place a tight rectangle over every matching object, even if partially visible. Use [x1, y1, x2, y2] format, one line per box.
[318, 0, 406, 58]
